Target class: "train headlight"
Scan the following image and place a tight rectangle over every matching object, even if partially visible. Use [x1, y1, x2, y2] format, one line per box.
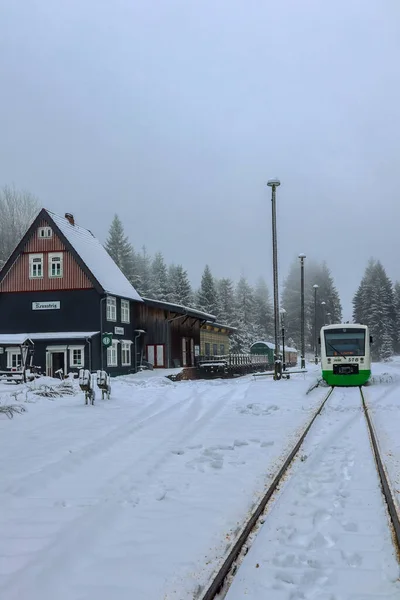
[360, 357, 364, 363]
[327, 358, 331, 364]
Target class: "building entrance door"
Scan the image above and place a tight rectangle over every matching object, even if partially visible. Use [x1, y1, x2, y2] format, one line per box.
[52, 352, 65, 378]
[46, 346, 67, 377]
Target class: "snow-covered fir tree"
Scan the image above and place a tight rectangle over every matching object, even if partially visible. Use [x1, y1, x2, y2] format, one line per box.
[167, 264, 193, 306]
[216, 278, 235, 325]
[353, 259, 395, 360]
[197, 265, 219, 317]
[105, 214, 136, 282]
[149, 252, 168, 300]
[281, 259, 304, 350]
[253, 277, 273, 340]
[307, 261, 342, 350]
[231, 276, 256, 353]
[393, 282, 400, 353]
[135, 246, 152, 297]
[0, 185, 39, 265]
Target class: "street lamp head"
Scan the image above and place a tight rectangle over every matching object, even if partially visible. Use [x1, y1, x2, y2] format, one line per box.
[298, 253, 306, 259]
[321, 301, 326, 306]
[280, 308, 286, 314]
[313, 284, 319, 289]
[267, 178, 281, 187]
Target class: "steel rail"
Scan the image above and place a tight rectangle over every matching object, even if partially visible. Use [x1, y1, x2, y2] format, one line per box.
[361, 387, 400, 552]
[199, 386, 335, 600]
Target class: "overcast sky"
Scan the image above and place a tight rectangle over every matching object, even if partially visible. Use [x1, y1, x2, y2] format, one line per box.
[1, 0, 399, 318]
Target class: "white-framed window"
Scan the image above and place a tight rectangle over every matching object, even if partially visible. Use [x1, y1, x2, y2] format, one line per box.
[121, 299, 130, 323]
[107, 340, 118, 367]
[6, 348, 22, 369]
[29, 253, 43, 278]
[121, 340, 132, 366]
[48, 252, 63, 278]
[38, 227, 52, 239]
[69, 345, 84, 368]
[106, 296, 117, 321]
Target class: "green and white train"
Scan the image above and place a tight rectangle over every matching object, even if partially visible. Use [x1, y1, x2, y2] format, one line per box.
[320, 323, 372, 386]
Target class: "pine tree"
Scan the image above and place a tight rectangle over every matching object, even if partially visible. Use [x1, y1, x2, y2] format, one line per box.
[281, 259, 303, 350]
[393, 282, 400, 353]
[167, 264, 193, 306]
[105, 215, 137, 284]
[149, 252, 168, 300]
[381, 330, 393, 361]
[197, 265, 219, 317]
[217, 278, 235, 325]
[353, 259, 395, 360]
[135, 246, 152, 297]
[231, 276, 256, 353]
[307, 261, 342, 349]
[253, 277, 273, 340]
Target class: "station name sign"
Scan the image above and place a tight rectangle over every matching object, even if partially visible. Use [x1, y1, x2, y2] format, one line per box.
[32, 301, 61, 311]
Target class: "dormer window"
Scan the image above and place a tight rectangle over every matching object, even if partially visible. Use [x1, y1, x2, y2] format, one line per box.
[48, 253, 63, 278]
[29, 254, 43, 278]
[38, 227, 52, 239]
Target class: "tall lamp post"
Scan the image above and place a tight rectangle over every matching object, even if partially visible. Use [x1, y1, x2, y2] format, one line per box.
[280, 308, 286, 372]
[313, 284, 319, 364]
[298, 253, 306, 369]
[268, 177, 281, 381]
[321, 301, 326, 326]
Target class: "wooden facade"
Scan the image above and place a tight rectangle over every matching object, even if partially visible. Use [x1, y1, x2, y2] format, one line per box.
[135, 299, 211, 368]
[200, 321, 236, 357]
[0, 219, 92, 293]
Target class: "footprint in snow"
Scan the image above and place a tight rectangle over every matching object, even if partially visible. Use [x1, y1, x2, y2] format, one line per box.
[234, 439, 249, 447]
[171, 449, 185, 455]
[261, 441, 274, 448]
[342, 521, 358, 532]
[341, 550, 362, 567]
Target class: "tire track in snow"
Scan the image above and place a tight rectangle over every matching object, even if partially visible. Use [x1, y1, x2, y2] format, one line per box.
[1, 385, 198, 498]
[0, 381, 251, 600]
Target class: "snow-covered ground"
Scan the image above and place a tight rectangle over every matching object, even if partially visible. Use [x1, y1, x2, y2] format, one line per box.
[224, 385, 400, 600]
[0, 361, 399, 599]
[364, 358, 400, 519]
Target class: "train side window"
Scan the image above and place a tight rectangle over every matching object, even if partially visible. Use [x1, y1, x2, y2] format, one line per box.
[370, 335, 373, 344]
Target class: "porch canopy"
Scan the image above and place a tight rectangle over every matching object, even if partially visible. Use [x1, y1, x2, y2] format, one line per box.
[0, 332, 99, 345]
[0, 334, 33, 345]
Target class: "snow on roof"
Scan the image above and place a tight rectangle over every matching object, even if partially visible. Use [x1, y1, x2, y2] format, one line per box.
[204, 321, 237, 331]
[47, 210, 142, 302]
[28, 332, 100, 341]
[321, 323, 367, 330]
[251, 340, 298, 353]
[142, 297, 216, 321]
[0, 332, 99, 345]
[0, 334, 32, 345]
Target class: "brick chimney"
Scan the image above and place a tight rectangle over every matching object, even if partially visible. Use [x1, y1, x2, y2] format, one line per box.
[65, 213, 75, 226]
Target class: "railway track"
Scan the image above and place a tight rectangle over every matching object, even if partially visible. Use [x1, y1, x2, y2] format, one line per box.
[200, 386, 400, 600]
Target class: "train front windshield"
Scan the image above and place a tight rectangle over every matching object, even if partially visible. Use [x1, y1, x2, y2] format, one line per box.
[324, 328, 366, 357]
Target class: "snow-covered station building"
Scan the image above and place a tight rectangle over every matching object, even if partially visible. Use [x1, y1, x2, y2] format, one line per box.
[0, 209, 215, 378]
